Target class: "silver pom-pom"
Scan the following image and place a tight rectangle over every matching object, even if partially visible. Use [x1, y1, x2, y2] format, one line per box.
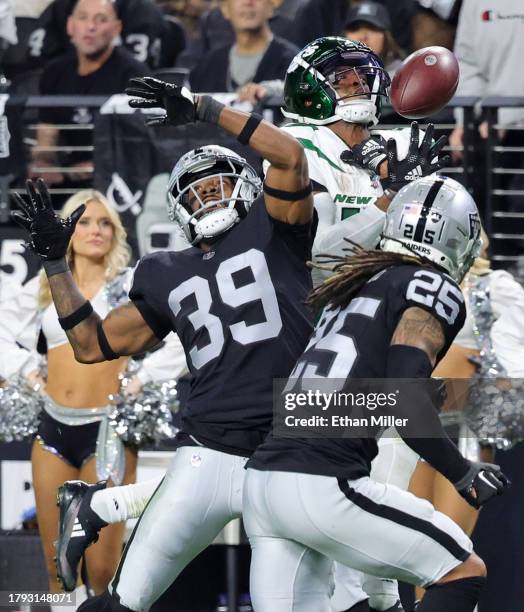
[466, 377, 524, 450]
[109, 378, 179, 446]
[0, 376, 44, 442]
[464, 276, 524, 449]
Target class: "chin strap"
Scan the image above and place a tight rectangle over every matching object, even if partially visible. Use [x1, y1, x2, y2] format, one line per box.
[194, 208, 239, 240]
[335, 99, 378, 125]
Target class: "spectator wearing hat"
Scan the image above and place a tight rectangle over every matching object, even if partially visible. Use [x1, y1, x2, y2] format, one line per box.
[293, 0, 415, 52]
[344, 1, 405, 79]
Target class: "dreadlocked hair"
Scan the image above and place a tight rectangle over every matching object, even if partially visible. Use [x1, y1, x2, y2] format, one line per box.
[308, 240, 436, 314]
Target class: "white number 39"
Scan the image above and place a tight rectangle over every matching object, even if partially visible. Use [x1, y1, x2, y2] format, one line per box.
[168, 249, 282, 370]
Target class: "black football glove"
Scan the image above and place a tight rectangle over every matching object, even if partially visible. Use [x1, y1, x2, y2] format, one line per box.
[11, 179, 85, 260]
[126, 76, 197, 127]
[454, 461, 511, 509]
[340, 135, 387, 174]
[382, 122, 451, 193]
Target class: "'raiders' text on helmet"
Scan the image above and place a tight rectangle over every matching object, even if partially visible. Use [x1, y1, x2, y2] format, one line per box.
[380, 176, 483, 282]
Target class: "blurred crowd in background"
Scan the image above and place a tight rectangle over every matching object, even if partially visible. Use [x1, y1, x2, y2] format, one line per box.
[0, 0, 522, 273]
[0, 0, 459, 87]
[0, 3, 524, 610]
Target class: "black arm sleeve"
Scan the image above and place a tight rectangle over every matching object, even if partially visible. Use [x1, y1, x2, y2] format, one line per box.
[386, 344, 471, 484]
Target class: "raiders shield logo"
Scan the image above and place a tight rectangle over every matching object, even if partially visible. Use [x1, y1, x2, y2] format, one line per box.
[468, 212, 481, 240]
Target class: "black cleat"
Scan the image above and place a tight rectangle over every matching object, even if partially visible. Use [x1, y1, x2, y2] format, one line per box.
[55, 480, 109, 592]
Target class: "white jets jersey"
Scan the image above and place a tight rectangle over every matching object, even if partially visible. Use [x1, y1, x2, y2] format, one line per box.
[277, 123, 419, 221]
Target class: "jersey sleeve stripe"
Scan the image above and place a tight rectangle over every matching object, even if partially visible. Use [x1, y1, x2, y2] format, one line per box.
[296, 137, 344, 172]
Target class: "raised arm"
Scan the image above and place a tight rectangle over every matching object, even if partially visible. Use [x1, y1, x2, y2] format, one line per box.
[125, 77, 313, 225]
[11, 180, 162, 364]
[388, 307, 509, 509]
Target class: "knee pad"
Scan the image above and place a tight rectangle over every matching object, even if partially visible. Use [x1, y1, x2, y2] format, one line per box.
[363, 575, 400, 611]
[371, 435, 419, 490]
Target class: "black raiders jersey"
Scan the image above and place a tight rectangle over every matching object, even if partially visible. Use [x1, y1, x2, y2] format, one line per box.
[38, 0, 169, 68]
[129, 198, 315, 456]
[248, 264, 466, 479]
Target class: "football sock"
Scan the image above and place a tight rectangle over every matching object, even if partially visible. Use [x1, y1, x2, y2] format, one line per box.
[370, 601, 403, 612]
[75, 584, 88, 610]
[346, 599, 370, 611]
[370, 601, 403, 611]
[49, 585, 87, 612]
[416, 577, 485, 611]
[91, 476, 163, 523]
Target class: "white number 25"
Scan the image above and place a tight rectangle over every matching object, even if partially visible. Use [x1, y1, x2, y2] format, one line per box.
[406, 270, 464, 325]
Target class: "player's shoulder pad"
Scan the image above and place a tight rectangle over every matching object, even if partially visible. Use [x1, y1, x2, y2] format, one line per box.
[137, 250, 174, 265]
[133, 250, 178, 276]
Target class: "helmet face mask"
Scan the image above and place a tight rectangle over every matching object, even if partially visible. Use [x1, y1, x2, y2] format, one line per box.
[379, 177, 483, 283]
[283, 37, 390, 126]
[167, 146, 262, 245]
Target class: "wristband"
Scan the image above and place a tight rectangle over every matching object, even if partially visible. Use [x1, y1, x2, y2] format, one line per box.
[42, 258, 69, 277]
[453, 463, 476, 490]
[196, 95, 225, 124]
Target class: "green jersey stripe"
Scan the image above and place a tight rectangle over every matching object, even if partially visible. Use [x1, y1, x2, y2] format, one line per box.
[296, 138, 344, 172]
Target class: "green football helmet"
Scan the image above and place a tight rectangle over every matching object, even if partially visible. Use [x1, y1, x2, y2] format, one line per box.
[283, 36, 390, 126]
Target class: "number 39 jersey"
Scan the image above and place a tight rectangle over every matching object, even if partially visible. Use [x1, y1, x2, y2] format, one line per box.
[248, 264, 466, 479]
[129, 198, 315, 456]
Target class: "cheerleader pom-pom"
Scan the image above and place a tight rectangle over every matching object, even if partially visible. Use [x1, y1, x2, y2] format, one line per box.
[109, 379, 179, 446]
[0, 376, 44, 442]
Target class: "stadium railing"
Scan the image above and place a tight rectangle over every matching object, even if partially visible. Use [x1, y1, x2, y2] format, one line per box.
[1, 94, 524, 277]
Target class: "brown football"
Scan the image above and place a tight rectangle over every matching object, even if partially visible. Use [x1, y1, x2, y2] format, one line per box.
[390, 46, 459, 119]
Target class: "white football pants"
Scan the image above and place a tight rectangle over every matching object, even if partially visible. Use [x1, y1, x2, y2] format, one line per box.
[109, 446, 247, 611]
[244, 469, 473, 612]
[331, 432, 421, 611]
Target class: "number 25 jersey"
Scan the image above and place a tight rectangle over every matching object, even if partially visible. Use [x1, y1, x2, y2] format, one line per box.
[129, 198, 315, 456]
[249, 264, 466, 479]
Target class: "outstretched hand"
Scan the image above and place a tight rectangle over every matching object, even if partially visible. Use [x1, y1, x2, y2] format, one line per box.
[126, 76, 197, 127]
[382, 122, 451, 193]
[11, 178, 85, 260]
[340, 134, 388, 175]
